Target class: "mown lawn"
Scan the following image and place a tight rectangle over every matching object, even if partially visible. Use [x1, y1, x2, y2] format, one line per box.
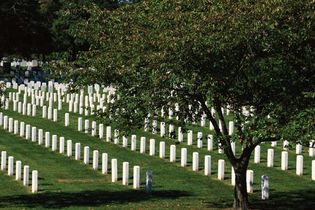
[0, 93, 314, 209]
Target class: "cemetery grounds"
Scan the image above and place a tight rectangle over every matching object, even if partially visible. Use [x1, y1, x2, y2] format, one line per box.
[0, 82, 314, 210]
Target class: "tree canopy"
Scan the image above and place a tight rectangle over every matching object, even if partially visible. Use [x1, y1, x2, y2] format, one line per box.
[52, 0, 314, 209]
[60, 0, 314, 141]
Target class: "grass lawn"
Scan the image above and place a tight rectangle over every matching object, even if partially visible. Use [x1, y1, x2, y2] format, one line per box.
[0, 90, 314, 209]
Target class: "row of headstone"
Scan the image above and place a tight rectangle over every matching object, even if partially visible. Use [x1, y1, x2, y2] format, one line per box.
[145, 119, 236, 155]
[0, 151, 38, 193]
[75, 117, 231, 182]
[4, 82, 315, 185]
[0, 111, 143, 189]
[10, 82, 235, 156]
[253, 146, 315, 178]
[17, 80, 235, 133]
[11, 82, 114, 118]
[6, 83, 315, 162]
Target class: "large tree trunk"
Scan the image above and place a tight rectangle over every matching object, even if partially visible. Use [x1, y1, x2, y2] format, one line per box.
[233, 166, 249, 210]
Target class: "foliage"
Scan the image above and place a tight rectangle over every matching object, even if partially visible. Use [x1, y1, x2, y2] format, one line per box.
[0, 0, 53, 57]
[45, 0, 315, 208]
[59, 0, 314, 143]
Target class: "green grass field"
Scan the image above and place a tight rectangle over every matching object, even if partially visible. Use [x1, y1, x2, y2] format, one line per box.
[0, 90, 314, 209]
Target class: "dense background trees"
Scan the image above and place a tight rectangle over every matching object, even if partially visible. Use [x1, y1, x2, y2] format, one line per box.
[0, 0, 52, 57]
[0, 0, 118, 59]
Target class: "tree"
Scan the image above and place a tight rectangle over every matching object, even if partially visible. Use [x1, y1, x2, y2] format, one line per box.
[0, 0, 53, 57]
[51, 0, 315, 209]
[49, 0, 118, 61]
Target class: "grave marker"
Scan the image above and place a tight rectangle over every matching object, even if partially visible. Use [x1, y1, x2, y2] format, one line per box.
[133, 166, 140, 189]
[122, 162, 129, 185]
[111, 159, 118, 182]
[192, 152, 199, 171]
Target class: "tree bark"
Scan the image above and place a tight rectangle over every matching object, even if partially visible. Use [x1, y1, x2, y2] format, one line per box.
[233, 167, 249, 210]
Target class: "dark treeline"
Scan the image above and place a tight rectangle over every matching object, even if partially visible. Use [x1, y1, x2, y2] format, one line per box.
[0, 0, 119, 59]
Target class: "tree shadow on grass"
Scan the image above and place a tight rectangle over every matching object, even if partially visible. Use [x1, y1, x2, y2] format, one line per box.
[0, 190, 191, 209]
[205, 189, 315, 210]
[250, 189, 315, 210]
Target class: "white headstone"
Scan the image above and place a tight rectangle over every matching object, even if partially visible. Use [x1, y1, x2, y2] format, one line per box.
[140, 137, 146, 153]
[75, 143, 81, 160]
[170, 145, 176, 162]
[42, 106, 47, 118]
[8, 156, 14, 176]
[31, 127, 37, 142]
[8, 118, 13, 132]
[296, 144, 302, 155]
[133, 166, 140, 189]
[283, 140, 289, 150]
[254, 145, 261, 164]
[281, 151, 288, 170]
[32, 104, 36, 117]
[52, 135, 58, 151]
[267, 149, 274, 167]
[192, 152, 199, 171]
[181, 148, 187, 167]
[159, 141, 165, 159]
[102, 153, 108, 174]
[84, 119, 89, 133]
[59, 137, 65, 154]
[271, 141, 277, 147]
[178, 127, 183, 142]
[84, 146, 89, 164]
[122, 162, 129, 185]
[25, 124, 31, 139]
[20, 122, 25, 137]
[38, 129, 43, 145]
[78, 117, 83, 132]
[187, 130, 193, 145]
[207, 135, 213, 151]
[122, 136, 128, 147]
[23, 165, 29, 186]
[99, 124, 104, 139]
[32, 170, 38, 193]
[149, 139, 155, 156]
[296, 155, 303, 176]
[15, 160, 22, 180]
[106, 126, 112, 142]
[27, 103, 31, 116]
[204, 155, 211, 176]
[45, 132, 50, 148]
[218, 159, 225, 180]
[65, 113, 69, 126]
[47, 107, 52, 120]
[91, 121, 97, 136]
[67, 140, 72, 157]
[93, 150, 99, 170]
[197, 132, 203, 148]
[131, 135, 137, 151]
[246, 170, 254, 193]
[111, 159, 118, 182]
